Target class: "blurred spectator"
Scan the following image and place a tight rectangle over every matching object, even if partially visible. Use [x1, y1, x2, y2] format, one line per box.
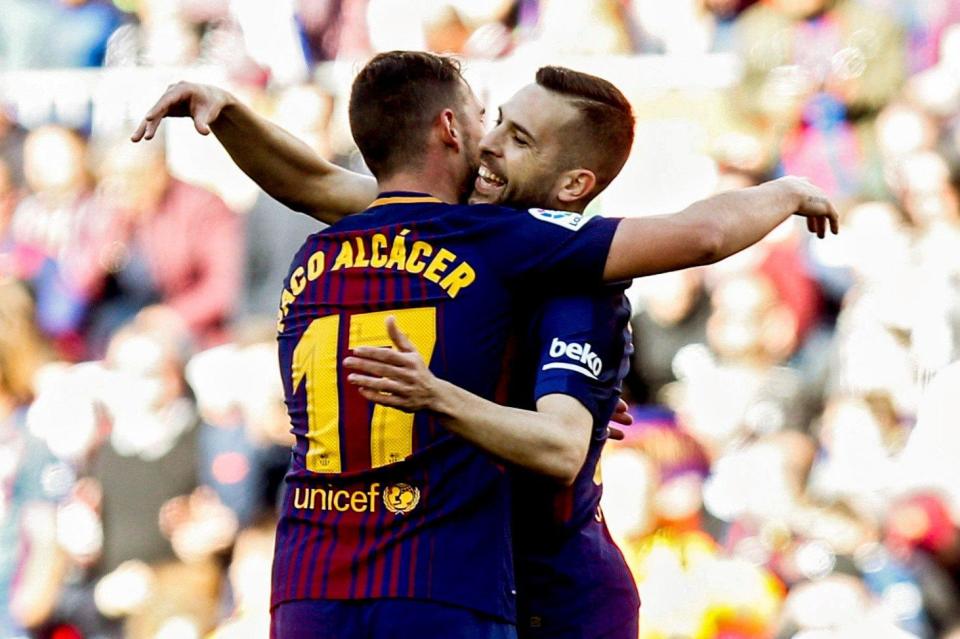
[295, 0, 372, 63]
[512, 0, 633, 56]
[897, 362, 960, 521]
[0, 280, 69, 636]
[241, 194, 320, 318]
[104, 0, 234, 68]
[187, 332, 294, 527]
[808, 394, 902, 514]
[861, 0, 960, 74]
[628, 0, 758, 54]
[43, 318, 235, 639]
[208, 520, 275, 639]
[78, 139, 241, 354]
[674, 272, 808, 449]
[229, 0, 309, 85]
[8, 126, 98, 351]
[46, 0, 126, 68]
[240, 86, 326, 320]
[627, 269, 711, 405]
[735, 0, 906, 200]
[0, 0, 125, 70]
[10, 126, 94, 261]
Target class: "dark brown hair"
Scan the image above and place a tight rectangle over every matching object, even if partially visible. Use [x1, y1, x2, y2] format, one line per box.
[349, 51, 467, 179]
[536, 66, 635, 192]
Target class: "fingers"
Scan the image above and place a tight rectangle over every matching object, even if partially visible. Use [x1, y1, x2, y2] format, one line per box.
[343, 356, 412, 381]
[357, 387, 409, 409]
[130, 119, 148, 143]
[347, 373, 407, 395]
[386, 316, 416, 353]
[138, 92, 182, 140]
[610, 411, 632, 426]
[132, 106, 169, 142]
[607, 426, 625, 441]
[809, 203, 839, 236]
[610, 399, 633, 426]
[133, 116, 161, 142]
[350, 346, 409, 366]
[133, 82, 215, 141]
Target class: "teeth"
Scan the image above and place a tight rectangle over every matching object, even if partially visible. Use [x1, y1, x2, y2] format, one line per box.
[479, 165, 505, 185]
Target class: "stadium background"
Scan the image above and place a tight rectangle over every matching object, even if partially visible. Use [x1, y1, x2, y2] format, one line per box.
[1, 0, 959, 637]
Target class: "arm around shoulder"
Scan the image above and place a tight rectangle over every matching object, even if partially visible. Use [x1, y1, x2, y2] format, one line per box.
[602, 177, 837, 281]
[133, 82, 377, 223]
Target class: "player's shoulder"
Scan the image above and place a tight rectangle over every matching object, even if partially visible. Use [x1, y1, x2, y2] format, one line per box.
[532, 285, 632, 336]
[539, 283, 630, 312]
[464, 203, 597, 232]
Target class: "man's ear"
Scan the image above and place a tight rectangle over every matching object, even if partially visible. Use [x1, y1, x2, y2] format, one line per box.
[438, 109, 460, 152]
[555, 169, 597, 205]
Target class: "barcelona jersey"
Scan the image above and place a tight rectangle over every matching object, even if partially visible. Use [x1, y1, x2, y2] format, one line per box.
[510, 288, 640, 637]
[272, 193, 620, 622]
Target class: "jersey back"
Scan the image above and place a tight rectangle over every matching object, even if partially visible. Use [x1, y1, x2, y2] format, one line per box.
[271, 193, 619, 622]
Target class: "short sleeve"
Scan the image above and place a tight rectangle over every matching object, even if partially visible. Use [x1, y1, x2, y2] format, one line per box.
[531, 289, 632, 425]
[480, 207, 621, 290]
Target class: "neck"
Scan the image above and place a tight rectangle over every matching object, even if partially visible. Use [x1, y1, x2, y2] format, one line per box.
[556, 200, 588, 213]
[377, 150, 466, 204]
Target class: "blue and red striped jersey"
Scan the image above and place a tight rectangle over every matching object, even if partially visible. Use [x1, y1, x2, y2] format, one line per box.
[509, 287, 640, 636]
[271, 193, 620, 622]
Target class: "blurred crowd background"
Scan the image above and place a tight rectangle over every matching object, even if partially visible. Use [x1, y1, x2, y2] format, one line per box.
[1, 0, 959, 638]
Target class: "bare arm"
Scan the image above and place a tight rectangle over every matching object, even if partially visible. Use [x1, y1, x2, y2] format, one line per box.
[343, 318, 592, 484]
[132, 82, 377, 222]
[433, 386, 591, 485]
[603, 176, 838, 281]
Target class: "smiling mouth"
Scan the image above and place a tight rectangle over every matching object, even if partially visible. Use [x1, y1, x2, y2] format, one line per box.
[478, 164, 506, 188]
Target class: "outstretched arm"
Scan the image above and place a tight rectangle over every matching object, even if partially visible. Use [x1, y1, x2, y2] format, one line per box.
[342, 318, 631, 484]
[132, 82, 377, 222]
[603, 176, 838, 281]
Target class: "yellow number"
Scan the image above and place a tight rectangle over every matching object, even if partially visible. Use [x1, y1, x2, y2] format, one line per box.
[348, 308, 437, 468]
[292, 315, 342, 472]
[292, 307, 437, 473]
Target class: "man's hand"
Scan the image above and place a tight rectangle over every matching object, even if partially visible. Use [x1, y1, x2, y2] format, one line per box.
[607, 398, 632, 440]
[777, 176, 840, 239]
[131, 82, 236, 142]
[344, 317, 440, 412]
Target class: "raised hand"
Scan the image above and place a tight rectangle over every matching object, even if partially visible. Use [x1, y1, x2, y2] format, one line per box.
[131, 81, 235, 142]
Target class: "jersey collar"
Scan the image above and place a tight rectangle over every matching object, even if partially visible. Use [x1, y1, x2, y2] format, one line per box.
[369, 191, 443, 208]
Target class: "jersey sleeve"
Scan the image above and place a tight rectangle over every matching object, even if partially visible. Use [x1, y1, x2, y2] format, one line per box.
[479, 206, 621, 289]
[531, 289, 633, 425]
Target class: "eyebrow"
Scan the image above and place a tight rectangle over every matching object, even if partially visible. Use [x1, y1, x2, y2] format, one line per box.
[498, 107, 536, 144]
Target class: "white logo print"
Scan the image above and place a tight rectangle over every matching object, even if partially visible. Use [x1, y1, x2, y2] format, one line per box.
[527, 208, 588, 231]
[543, 337, 603, 379]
